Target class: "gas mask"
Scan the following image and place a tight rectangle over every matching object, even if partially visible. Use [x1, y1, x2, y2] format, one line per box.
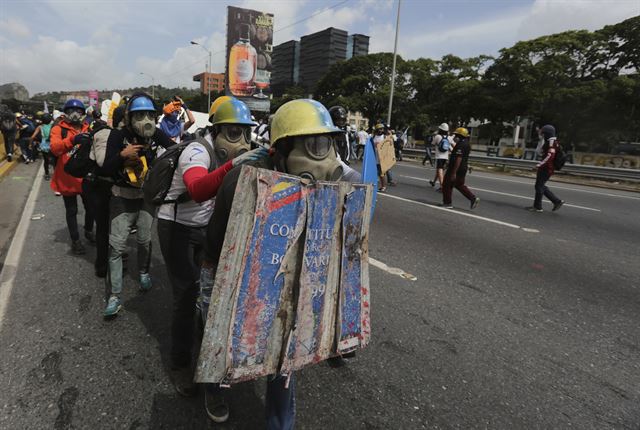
[214, 124, 251, 162]
[130, 110, 156, 138]
[65, 108, 86, 125]
[285, 134, 343, 182]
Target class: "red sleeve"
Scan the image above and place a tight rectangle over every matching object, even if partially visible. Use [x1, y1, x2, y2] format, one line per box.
[49, 125, 74, 157]
[182, 160, 234, 203]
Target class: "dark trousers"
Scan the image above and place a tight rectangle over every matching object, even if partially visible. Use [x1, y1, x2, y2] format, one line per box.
[18, 137, 32, 160]
[158, 219, 206, 368]
[534, 168, 560, 209]
[442, 170, 475, 205]
[62, 191, 94, 242]
[42, 152, 56, 175]
[2, 131, 15, 156]
[84, 180, 112, 273]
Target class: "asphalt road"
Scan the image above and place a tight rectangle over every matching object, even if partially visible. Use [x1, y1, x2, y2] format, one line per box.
[1, 159, 639, 429]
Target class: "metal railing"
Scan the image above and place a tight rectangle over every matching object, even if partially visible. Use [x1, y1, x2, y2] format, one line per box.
[401, 148, 640, 182]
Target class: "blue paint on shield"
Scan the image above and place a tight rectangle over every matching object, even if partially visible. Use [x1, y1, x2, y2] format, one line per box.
[362, 139, 378, 219]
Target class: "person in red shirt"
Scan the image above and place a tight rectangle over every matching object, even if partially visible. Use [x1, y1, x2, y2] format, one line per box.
[50, 99, 94, 255]
[527, 124, 564, 212]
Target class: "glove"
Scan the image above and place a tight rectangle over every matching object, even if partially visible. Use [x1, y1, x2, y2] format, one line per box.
[232, 147, 269, 167]
[73, 132, 91, 146]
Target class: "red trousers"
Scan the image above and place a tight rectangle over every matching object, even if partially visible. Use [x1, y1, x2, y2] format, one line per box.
[443, 171, 475, 205]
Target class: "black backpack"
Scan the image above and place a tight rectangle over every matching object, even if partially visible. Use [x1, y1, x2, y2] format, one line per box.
[143, 138, 216, 206]
[553, 141, 567, 171]
[64, 124, 109, 178]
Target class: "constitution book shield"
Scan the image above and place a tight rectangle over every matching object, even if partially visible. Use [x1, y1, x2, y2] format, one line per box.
[195, 166, 372, 384]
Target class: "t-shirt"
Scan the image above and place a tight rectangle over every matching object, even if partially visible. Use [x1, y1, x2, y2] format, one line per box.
[157, 136, 217, 227]
[357, 130, 368, 146]
[447, 139, 470, 173]
[433, 134, 450, 160]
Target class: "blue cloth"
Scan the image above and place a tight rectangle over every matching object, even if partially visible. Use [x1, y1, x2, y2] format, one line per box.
[159, 113, 183, 139]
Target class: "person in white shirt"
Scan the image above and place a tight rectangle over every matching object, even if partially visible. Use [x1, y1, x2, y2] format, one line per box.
[429, 123, 451, 190]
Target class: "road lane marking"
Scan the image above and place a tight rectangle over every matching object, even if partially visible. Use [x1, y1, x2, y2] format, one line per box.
[399, 163, 640, 200]
[0, 166, 44, 330]
[369, 257, 417, 281]
[400, 176, 601, 212]
[378, 193, 523, 229]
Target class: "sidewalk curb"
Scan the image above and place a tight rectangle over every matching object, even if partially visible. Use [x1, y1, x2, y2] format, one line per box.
[0, 159, 18, 180]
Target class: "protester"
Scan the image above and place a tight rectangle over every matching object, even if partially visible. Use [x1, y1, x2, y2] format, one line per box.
[29, 112, 54, 180]
[16, 112, 36, 163]
[50, 99, 95, 255]
[422, 129, 434, 167]
[0, 108, 18, 162]
[442, 127, 479, 209]
[157, 98, 267, 416]
[526, 124, 564, 212]
[329, 105, 351, 164]
[356, 127, 369, 160]
[100, 93, 174, 317]
[384, 125, 397, 186]
[429, 123, 450, 190]
[159, 96, 195, 143]
[370, 123, 387, 191]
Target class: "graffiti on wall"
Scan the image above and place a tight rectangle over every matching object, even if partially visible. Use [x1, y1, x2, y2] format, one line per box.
[574, 153, 640, 170]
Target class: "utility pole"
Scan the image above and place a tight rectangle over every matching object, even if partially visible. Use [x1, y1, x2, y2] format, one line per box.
[386, 0, 402, 126]
[191, 41, 212, 109]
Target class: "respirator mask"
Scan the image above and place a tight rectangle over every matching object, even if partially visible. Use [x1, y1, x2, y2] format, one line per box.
[214, 124, 251, 162]
[130, 111, 156, 138]
[65, 108, 86, 125]
[285, 134, 343, 182]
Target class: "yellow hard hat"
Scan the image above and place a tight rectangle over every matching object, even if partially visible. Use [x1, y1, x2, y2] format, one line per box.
[211, 98, 255, 126]
[270, 99, 341, 146]
[208, 95, 233, 119]
[374, 123, 384, 130]
[454, 127, 469, 138]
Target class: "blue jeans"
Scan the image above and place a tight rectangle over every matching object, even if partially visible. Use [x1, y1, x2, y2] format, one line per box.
[199, 267, 297, 429]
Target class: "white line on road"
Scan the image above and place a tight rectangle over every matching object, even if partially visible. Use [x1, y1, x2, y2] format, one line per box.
[400, 163, 640, 200]
[0, 167, 44, 330]
[369, 257, 417, 281]
[400, 175, 601, 212]
[378, 192, 524, 230]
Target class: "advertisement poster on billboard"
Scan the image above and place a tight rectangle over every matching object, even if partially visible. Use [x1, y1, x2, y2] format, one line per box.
[226, 6, 273, 112]
[88, 90, 99, 108]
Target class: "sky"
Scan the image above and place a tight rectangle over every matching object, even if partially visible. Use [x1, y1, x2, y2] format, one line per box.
[0, 0, 638, 95]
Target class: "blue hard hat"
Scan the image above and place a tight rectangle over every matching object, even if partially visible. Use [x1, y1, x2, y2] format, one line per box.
[128, 95, 156, 112]
[63, 99, 86, 112]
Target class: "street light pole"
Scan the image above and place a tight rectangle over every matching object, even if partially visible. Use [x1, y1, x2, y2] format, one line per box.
[387, 0, 402, 127]
[139, 72, 155, 99]
[191, 41, 212, 109]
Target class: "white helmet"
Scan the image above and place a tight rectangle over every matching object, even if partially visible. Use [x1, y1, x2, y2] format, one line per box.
[438, 123, 449, 132]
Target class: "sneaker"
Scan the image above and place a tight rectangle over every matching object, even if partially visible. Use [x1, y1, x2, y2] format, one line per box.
[378, 187, 386, 192]
[170, 367, 197, 397]
[139, 272, 152, 292]
[470, 197, 480, 210]
[205, 390, 229, 423]
[526, 206, 543, 212]
[552, 200, 565, 212]
[84, 230, 96, 244]
[103, 295, 121, 317]
[129, 226, 138, 235]
[95, 266, 107, 278]
[7, 154, 12, 162]
[54, 191, 61, 196]
[71, 240, 86, 255]
[429, 180, 435, 187]
[44, 174, 50, 181]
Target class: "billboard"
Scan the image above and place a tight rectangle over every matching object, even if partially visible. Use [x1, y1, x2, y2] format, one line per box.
[226, 6, 273, 112]
[87, 90, 99, 108]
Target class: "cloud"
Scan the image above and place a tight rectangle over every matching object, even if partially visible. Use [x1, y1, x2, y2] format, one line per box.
[0, 18, 31, 38]
[0, 36, 129, 94]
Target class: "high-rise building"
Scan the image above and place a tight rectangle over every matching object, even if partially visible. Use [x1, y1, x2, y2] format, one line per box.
[193, 72, 226, 94]
[271, 27, 369, 97]
[272, 40, 300, 97]
[299, 28, 348, 93]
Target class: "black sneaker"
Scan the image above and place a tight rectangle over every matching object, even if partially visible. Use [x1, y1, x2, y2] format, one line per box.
[129, 226, 137, 235]
[7, 154, 12, 162]
[470, 197, 480, 210]
[72, 240, 86, 255]
[170, 367, 197, 397]
[552, 200, 565, 212]
[44, 174, 50, 181]
[205, 390, 229, 423]
[429, 180, 435, 187]
[84, 230, 96, 244]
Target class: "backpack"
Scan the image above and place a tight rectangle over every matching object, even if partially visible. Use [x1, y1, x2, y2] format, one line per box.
[20, 118, 36, 135]
[438, 136, 451, 152]
[40, 124, 52, 152]
[64, 124, 109, 178]
[553, 141, 567, 171]
[143, 138, 217, 206]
